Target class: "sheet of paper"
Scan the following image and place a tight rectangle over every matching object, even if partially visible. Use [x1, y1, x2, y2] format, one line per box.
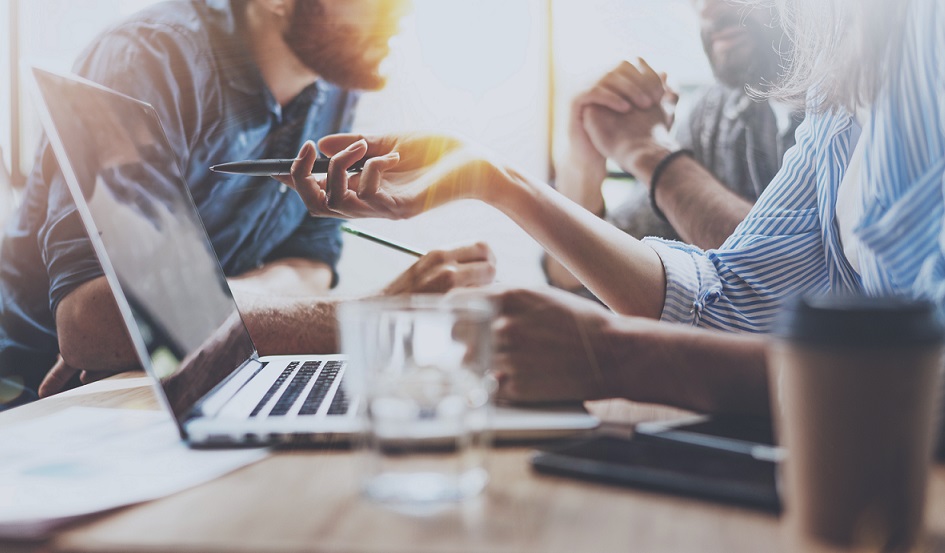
[0, 407, 267, 539]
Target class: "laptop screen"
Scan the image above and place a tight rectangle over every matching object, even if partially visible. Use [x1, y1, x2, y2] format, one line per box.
[32, 69, 257, 426]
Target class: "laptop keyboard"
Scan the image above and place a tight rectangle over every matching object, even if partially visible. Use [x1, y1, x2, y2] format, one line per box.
[249, 360, 349, 418]
[269, 361, 321, 416]
[249, 361, 299, 417]
[327, 388, 349, 415]
[298, 361, 343, 415]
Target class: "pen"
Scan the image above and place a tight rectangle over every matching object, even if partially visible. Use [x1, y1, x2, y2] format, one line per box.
[210, 158, 366, 176]
[340, 224, 426, 258]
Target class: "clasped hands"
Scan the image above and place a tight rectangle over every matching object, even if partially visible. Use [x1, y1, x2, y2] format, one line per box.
[569, 57, 680, 182]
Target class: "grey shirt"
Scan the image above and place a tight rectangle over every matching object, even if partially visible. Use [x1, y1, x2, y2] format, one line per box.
[606, 84, 804, 242]
[553, 84, 804, 302]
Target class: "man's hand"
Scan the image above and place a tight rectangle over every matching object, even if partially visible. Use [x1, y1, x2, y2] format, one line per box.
[38, 356, 131, 398]
[491, 287, 633, 403]
[277, 134, 496, 220]
[383, 242, 497, 295]
[554, 71, 636, 215]
[580, 59, 680, 182]
[564, 58, 671, 172]
[580, 58, 678, 126]
[583, 103, 676, 179]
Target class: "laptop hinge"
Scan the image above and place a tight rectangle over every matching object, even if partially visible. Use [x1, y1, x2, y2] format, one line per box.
[192, 356, 267, 419]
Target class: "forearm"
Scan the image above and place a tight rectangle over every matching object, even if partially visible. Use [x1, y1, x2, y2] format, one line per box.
[487, 167, 665, 318]
[234, 291, 341, 356]
[544, 159, 607, 291]
[609, 317, 770, 416]
[627, 147, 752, 250]
[229, 260, 338, 355]
[544, 255, 586, 291]
[554, 155, 607, 214]
[56, 277, 140, 371]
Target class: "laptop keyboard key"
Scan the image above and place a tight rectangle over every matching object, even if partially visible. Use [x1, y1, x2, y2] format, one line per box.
[268, 361, 321, 416]
[249, 361, 299, 417]
[298, 361, 344, 415]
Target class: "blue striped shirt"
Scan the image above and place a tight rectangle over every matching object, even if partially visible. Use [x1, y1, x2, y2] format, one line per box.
[645, 0, 944, 333]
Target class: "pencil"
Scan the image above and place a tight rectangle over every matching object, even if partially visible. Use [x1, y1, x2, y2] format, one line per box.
[340, 224, 426, 258]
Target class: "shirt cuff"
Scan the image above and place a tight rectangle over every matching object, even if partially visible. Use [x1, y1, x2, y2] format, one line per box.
[643, 237, 723, 326]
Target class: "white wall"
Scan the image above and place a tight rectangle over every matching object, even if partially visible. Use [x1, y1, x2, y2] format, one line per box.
[2, 0, 711, 289]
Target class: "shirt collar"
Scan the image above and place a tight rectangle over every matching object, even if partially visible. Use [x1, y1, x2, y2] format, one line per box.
[204, 0, 325, 119]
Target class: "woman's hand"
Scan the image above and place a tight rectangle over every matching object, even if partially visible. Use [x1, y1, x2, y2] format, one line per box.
[382, 242, 497, 295]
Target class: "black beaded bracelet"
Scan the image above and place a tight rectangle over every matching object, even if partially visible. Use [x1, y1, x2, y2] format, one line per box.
[649, 149, 694, 221]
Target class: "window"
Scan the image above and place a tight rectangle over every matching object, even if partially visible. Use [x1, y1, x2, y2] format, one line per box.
[15, 0, 162, 183]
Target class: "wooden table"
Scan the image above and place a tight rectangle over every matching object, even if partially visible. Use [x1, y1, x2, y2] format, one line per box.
[3, 373, 945, 553]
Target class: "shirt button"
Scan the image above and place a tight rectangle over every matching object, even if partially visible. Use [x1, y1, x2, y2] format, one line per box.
[279, 183, 287, 194]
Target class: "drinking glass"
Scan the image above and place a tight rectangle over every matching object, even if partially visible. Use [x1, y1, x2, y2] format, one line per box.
[337, 295, 495, 505]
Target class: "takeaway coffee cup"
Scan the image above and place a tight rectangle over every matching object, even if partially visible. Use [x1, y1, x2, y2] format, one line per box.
[769, 295, 945, 552]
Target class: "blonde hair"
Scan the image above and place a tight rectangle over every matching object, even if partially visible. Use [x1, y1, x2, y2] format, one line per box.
[745, 0, 911, 112]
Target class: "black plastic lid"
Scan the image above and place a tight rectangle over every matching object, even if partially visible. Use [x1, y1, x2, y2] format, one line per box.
[774, 294, 945, 348]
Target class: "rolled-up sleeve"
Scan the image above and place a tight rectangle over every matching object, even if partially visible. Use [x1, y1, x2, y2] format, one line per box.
[41, 203, 103, 315]
[37, 23, 200, 315]
[643, 115, 839, 333]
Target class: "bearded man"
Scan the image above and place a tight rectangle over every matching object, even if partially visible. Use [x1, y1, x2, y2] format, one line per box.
[0, 0, 497, 408]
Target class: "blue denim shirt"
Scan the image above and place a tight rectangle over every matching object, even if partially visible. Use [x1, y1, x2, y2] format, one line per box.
[0, 0, 358, 407]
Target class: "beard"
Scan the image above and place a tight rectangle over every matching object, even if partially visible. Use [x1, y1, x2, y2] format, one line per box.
[701, 9, 788, 90]
[283, 1, 392, 91]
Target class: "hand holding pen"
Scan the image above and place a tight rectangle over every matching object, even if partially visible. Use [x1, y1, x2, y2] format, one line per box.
[210, 138, 498, 292]
[269, 139, 403, 218]
[277, 135, 483, 220]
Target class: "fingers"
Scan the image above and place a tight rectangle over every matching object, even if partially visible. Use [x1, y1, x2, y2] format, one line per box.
[420, 244, 497, 292]
[573, 87, 633, 115]
[420, 261, 495, 293]
[318, 133, 397, 159]
[428, 242, 497, 289]
[38, 357, 80, 398]
[317, 133, 368, 157]
[446, 241, 495, 264]
[288, 141, 328, 214]
[660, 71, 680, 105]
[357, 151, 400, 200]
[604, 62, 656, 109]
[633, 58, 665, 105]
[326, 139, 367, 210]
[589, 58, 665, 111]
[387, 243, 498, 295]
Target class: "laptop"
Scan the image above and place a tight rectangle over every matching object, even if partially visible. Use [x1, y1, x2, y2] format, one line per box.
[30, 68, 599, 447]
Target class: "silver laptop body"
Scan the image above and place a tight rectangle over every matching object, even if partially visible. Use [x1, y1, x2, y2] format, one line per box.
[31, 68, 598, 447]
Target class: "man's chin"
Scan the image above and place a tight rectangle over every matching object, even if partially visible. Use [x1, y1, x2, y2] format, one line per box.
[327, 70, 387, 91]
[302, 59, 388, 91]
